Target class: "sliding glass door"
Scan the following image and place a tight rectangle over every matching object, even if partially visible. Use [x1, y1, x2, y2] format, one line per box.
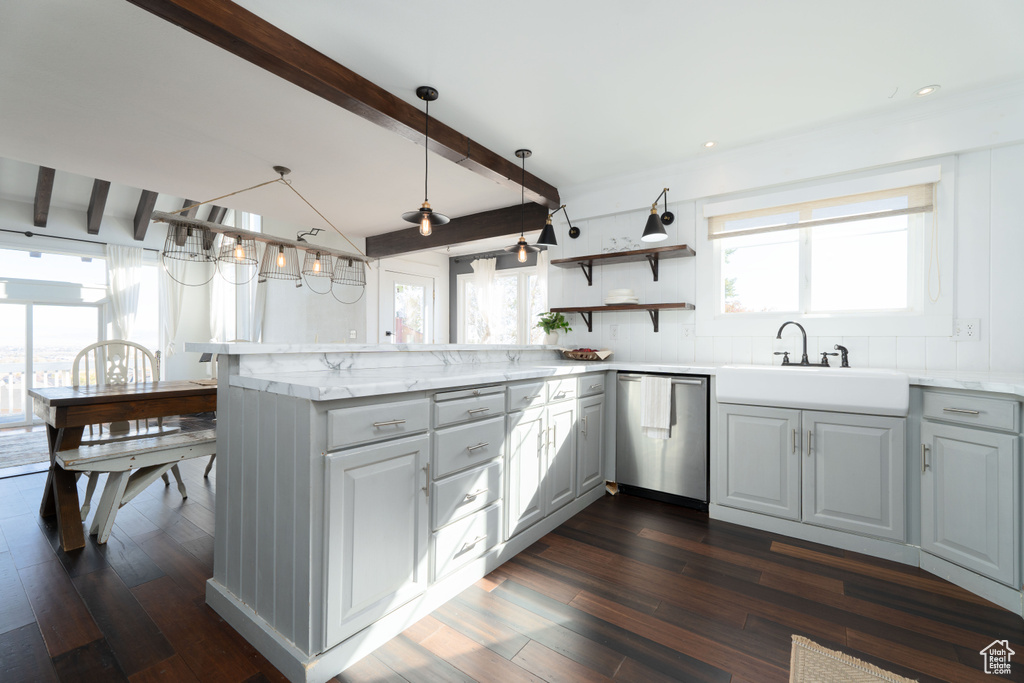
[0, 302, 101, 428]
[0, 304, 27, 426]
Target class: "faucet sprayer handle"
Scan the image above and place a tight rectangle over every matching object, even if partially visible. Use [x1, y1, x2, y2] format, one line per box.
[774, 351, 791, 365]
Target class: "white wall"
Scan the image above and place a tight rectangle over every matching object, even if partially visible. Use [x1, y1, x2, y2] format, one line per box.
[550, 82, 1024, 374]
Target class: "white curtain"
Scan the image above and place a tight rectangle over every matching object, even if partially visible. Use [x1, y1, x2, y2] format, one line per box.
[105, 244, 143, 340]
[535, 250, 549, 314]
[470, 257, 498, 343]
[160, 259, 187, 357]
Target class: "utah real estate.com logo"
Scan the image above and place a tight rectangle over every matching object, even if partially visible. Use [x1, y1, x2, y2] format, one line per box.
[980, 640, 1014, 675]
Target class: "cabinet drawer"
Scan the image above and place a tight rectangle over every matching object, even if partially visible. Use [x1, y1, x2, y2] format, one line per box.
[547, 377, 576, 403]
[508, 381, 546, 412]
[432, 460, 502, 530]
[434, 385, 503, 402]
[434, 416, 505, 477]
[434, 392, 505, 428]
[327, 398, 430, 451]
[432, 503, 501, 580]
[922, 391, 1019, 432]
[578, 374, 606, 398]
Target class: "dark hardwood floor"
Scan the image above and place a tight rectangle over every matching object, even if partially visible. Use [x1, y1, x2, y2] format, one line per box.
[1, 457, 1021, 682]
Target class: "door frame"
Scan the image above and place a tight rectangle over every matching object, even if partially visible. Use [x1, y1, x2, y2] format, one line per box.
[379, 269, 436, 344]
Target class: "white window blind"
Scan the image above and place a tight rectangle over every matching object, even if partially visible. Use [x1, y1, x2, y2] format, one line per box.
[707, 184, 935, 240]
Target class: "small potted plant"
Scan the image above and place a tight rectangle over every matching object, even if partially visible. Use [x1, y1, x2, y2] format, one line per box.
[536, 311, 571, 345]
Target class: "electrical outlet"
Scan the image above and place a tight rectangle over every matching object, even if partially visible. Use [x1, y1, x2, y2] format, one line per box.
[952, 318, 981, 341]
[349, 329, 357, 339]
[609, 324, 618, 340]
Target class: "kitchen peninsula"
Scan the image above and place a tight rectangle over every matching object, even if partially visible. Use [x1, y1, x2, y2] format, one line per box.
[190, 342, 1024, 683]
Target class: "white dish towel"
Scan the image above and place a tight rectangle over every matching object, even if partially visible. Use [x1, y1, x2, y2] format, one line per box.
[640, 376, 672, 439]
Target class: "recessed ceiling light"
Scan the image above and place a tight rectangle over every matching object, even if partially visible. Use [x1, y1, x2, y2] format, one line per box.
[915, 85, 940, 97]
[703, 141, 716, 148]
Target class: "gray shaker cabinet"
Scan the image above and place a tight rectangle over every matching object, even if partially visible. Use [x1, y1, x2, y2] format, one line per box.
[801, 411, 905, 542]
[717, 405, 802, 521]
[921, 421, 1018, 586]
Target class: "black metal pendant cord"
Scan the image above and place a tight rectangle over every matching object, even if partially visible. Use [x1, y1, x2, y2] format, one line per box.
[520, 153, 526, 237]
[424, 99, 430, 203]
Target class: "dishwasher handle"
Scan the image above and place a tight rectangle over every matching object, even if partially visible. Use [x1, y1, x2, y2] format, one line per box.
[618, 374, 704, 386]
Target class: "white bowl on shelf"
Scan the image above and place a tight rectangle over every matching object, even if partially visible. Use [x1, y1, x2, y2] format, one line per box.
[607, 288, 635, 297]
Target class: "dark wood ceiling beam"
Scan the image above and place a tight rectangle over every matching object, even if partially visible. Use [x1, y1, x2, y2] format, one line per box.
[366, 203, 548, 259]
[133, 190, 159, 241]
[124, 0, 560, 209]
[86, 179, 111, 235]
[207, 205, 227, 224]
[33, 167, 55, 227]
[181, 199, 199, 218]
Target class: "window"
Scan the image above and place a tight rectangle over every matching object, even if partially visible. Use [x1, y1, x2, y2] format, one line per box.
[712, 184, 933, 315]
[458, 268, 545, 344]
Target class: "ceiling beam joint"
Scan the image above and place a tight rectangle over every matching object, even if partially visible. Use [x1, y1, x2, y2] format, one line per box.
[34, 167, 55, 228]
[86, 179, 111, 235]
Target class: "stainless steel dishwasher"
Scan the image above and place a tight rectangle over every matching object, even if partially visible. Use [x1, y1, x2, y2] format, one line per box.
[615, 373, 709, 508]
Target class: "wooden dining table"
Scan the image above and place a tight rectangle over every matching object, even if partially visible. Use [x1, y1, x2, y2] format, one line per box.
[28, 380, 217, 551]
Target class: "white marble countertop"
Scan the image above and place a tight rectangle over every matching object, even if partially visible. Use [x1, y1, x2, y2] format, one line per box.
[222, 357, 1024, 402]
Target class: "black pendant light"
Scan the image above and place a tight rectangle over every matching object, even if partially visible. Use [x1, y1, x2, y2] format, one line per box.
[402, 86, 450, 236]
[641, 187, 674, 242]
[506, 149, 541, 263]
[538, 204, 578, 247]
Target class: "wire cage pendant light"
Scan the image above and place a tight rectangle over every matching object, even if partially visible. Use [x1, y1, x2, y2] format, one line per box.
[402, 86, 450, 236]
[300, 250, 335, 293]
[331, 257, 366, 287]
[215, 233, 260, 285]
[259, 244, 302, 286]
[506, 149, 541, 263]
[162, 221, 216, 263]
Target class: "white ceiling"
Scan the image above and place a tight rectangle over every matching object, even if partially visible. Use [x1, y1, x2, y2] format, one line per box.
[1, 0, 1023, 245]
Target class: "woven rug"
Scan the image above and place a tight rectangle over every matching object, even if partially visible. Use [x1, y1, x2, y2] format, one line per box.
[790, 636, 918, 682]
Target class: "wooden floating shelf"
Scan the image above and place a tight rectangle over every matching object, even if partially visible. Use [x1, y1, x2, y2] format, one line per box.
[550, 303, 695, 333]
[550, 245, 696, 286]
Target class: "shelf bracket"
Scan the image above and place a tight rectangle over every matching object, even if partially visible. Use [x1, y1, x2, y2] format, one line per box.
[577, 261, 593, 286]
[645, 254, 659, 281]
[580, 311, 593, 332]
[647, 309, 659, 333]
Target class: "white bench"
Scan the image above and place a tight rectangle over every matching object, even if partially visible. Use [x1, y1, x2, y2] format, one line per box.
[56, 428, 217, 544]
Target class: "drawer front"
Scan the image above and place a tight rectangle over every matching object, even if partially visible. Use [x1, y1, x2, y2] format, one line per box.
[434, 392, 505, 428]
[435, 385, 503, 402]
[922, 391, 1019, 432]
[432, 460, 502, 530]
[547, 377, 577, 403]
[578, 373, 606, 398]
[434, 416, 505, 478]
[327, 398, 430, 451]
[432, 503, 501, 580]
[507, 381, 546, 412]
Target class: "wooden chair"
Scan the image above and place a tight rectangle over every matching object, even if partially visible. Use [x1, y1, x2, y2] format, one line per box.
[71, 340, 187, 519]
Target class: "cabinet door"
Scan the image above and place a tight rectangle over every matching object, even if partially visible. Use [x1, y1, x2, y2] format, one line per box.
[717, 405, 801, 520]
[921, 422, 1018, 586]
[506, 408, 546, 539]
[802, 412, 905, 541]
[324, 434, 430, 647]
[546, 400, 577, 514]
[577, 395, 604, 496]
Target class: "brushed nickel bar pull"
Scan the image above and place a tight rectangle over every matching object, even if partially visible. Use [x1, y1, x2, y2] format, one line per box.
[373, 418, 406, 427]
[467, 442, 490, 452]
[460, 535, 487, 553]
[467, 407, 490, 415]
[589, 383, 603, 390]
[552, 391, 568, 399]
[422, 463, 430, 497]
[793, 428, 798, 454]
[806, 430, 812, 457]
[464, 488, 488, 501]
[921, 444, 930, 473]
[523, 394, 542, 400]
[943, 407, 980, 415]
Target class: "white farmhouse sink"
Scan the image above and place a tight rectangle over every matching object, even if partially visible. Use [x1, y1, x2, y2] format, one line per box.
[716, 365, 909, 416]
